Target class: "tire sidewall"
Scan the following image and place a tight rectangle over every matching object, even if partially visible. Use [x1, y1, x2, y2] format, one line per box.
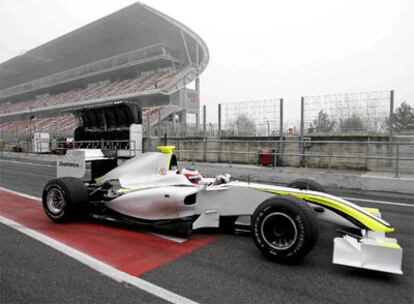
[252, 198, 317, 261]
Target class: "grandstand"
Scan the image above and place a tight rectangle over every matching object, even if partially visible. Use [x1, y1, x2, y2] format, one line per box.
[0, 2, 208, 140]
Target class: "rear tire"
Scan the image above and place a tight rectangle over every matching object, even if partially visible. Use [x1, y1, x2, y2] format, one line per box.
[42, 177, 88, 222]
[251, 195, 319, 262]
[287, 179, 326, 193]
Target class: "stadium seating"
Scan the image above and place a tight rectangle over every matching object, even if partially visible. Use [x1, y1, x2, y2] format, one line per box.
[0, 69, 181, 115]
[0, 115, 78, 137]
[0, 66, 185, 139]
[0, 106, 167, 138]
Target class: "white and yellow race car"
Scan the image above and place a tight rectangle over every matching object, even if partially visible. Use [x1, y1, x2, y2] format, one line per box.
[42, 146, 403, 274]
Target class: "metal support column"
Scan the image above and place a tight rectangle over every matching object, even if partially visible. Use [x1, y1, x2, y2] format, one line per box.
[300, 97, 305, 167]
[389, 90, 394, 140]
[196, 78, 200, 133]
[218, 103, 222, 138]
[279, 98, 284, 166]
[388, 90, 395, 171]
[182, 109, 187, 136]
[146, 110, 151, 152]
[203, 105, 207, 162]
[203, 105, 207, 139]
[158, 111, 161, 136]
[195, 113, 200, 134]
[147, 110, 150, 137]
[218, 103, 222, 163]
[29, 107, 33, 152]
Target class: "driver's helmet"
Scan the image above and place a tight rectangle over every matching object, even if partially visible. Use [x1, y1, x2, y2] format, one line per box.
[180, 168, 202, 184]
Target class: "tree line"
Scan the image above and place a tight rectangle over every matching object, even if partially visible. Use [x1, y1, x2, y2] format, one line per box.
[308, 102, 414, 133]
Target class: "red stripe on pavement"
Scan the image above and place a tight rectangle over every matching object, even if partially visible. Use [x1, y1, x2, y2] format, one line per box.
[0, 189, 219, 276]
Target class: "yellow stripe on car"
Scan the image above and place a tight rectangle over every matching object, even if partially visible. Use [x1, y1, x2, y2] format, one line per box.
[257, 188, 395, 233]
[377, 242, 401, 248]
[363, 207, 380, 213]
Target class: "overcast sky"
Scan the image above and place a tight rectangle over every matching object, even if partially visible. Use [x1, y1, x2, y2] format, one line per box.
[1, 0, 413, 125]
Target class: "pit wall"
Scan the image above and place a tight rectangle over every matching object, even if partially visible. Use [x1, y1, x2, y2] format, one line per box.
[143, 135, 414, 174]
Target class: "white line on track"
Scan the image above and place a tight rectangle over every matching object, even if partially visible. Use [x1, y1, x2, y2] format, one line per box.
[0, 186, 41, 201]
[343, 197, 414, 207]
[0, 158, 55, 167]
[0, 216, 197, 304]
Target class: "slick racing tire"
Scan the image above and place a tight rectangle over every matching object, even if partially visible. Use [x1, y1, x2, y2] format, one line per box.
[251, 195, 319, 263]
[287, 179, 326, 193]
[42, 177, 88, 222]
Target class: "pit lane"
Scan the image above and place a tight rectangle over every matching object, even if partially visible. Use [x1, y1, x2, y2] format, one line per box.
[1, 159, 413, 304]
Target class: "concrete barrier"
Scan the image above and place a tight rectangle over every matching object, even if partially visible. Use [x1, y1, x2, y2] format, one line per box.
[1, 151, 413, 194]
[179, 161, 414, 195]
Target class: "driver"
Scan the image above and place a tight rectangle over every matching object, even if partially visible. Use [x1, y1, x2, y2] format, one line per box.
[179, 168, 231, 186]
[180, 168, 203, 185]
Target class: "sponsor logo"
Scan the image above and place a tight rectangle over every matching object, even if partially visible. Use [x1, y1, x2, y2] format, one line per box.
[58, 161, 80, 168]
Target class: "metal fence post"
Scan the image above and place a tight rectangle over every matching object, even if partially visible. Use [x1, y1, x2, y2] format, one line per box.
[203, 139, 207, 163]
[158, 110, 161, 136]
[182, 109, 187, 136]
[300, 97, 305, 167]
[389, 90, 394, 141]
[395, 143, 400, 178]
[147, 110, 150, 137]
[218, 103, 222, 138]
[203, 105, 207, 139]
[279, 98, 284, 166]
[147, 109, 151, 153]
[218, 104, 222, 163]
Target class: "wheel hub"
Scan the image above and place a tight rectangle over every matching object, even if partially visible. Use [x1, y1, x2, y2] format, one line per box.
[261, 212, 298, 250]
[46, 188, 65, 214]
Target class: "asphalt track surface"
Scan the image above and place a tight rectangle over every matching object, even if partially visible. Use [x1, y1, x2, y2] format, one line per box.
[1, 159, 413, 304]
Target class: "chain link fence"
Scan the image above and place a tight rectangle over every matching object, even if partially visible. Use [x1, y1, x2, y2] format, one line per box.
[221, 99, 282, 136]
[302, 90, 392, 135]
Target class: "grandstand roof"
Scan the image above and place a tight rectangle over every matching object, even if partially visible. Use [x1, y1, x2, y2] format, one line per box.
[0, 2, 208, 91]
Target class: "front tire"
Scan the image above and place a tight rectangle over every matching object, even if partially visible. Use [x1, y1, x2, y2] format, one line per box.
[251, 195, 319, 262]
[42, 177, 88, 222]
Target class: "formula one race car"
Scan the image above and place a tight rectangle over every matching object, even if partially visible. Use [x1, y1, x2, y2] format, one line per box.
[42, 146, 403, 274]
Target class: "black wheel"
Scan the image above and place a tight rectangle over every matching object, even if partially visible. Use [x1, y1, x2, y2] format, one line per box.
[251, 195, 319, 262]
[287, 178, 326, 193]
[42, 177, 88, 222]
